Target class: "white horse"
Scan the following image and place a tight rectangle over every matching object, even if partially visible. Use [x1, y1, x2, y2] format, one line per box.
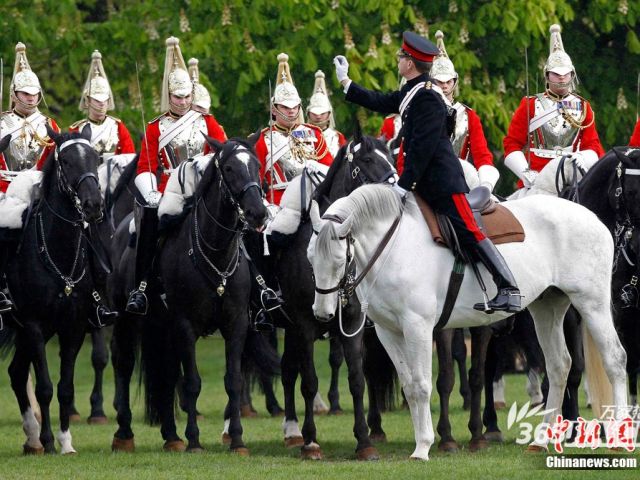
[308, 184, 627, 460]
[509, 155, 585, 200]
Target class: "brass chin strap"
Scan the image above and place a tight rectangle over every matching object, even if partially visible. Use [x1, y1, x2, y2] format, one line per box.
[169, 99, 191, 116]
[12, 93, 41, 116]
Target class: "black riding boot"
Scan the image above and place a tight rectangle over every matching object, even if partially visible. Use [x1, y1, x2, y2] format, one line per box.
[90, 291, 119, 328]
[472, 238, 522, 313]
[126, 204, 159, 315]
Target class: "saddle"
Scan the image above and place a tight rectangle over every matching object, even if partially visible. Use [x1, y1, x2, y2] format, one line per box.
[415, 187, 525, 253]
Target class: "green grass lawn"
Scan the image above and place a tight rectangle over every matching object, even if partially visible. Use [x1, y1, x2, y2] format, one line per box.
[0, 332, 637, 479]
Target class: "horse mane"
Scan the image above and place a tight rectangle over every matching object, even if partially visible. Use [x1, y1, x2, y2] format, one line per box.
[193, 137, 255, 199]
[317, 184, 402, 260]
[576, 149, 623, 227]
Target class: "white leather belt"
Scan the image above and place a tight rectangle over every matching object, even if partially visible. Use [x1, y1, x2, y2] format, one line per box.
[530, 146, 572, 159]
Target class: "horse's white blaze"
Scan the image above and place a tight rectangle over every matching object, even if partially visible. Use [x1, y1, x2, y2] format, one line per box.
[282, 419, 302, 439]
[235, 149, 252, 176]
[57, 429, 76, 455]
[22, 407, 42, 449]
[310, 184, 628, 459]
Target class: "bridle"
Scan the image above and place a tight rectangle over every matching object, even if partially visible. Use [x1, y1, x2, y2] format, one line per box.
[343, 140, 396, 189]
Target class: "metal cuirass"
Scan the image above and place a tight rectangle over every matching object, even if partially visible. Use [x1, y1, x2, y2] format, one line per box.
[266, 126, 319, 182]
[534, 94, 580, 149]
[159, 114, 207, 167]
[451, 103, 469, 159]
[322, 127, 341, 158]
[0, 111, 50, 171]
[82, 117, 120, 157]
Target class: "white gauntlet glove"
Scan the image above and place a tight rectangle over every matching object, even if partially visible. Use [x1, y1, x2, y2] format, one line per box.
[144, 190, 162, 207]
[570, 150, 598, 172]
[134, 172, 161, 207]
[333, 55, 350, 83]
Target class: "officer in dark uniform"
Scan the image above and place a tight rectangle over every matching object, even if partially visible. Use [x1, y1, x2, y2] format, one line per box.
[333, 31, 521, 313]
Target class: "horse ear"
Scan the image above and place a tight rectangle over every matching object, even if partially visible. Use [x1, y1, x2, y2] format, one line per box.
[310, 200, 322, 232]
[0, 134, 11, 154]
[203, 133, 225, 153]
[335, 215, 352, 239]
[80, 123, 92, 141]
[46, 124, 60, 144]
[352, 115, 363, 143]
[247, 128, 261, 148]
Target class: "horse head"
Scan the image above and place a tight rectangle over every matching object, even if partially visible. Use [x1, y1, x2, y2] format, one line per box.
[0, 134, 11, 153]
[45, 124, 102, 223]
[202, 135, 268, 231]
[608, 148, 640, 224]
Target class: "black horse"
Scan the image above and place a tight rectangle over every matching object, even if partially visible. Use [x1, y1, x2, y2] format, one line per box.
[1, 126, 103, 454]
[109, 137, 267, 453]
[245, 130, 396, 459]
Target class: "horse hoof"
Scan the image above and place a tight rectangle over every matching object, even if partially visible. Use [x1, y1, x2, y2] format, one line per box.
[111, 437, 135, 453]
[438, 440, 460, 453]
[62, 449, 78, 456]
[301, 444, 323, 460]
[525, 444, 548, 453]
[187, 446, 205, 453]
[285, 436, 305, 448]
[87, 415, 108, 425]
[69, 413, 82, 423]
[327, 408, 343, 416]
[468, 438, 489, 452]
[370, 433, 387, 443]
[221, 433, 232, 445]
[163, 440, 187, 452]
[23, 444, 44, 455]
[483, 431, 504, 443]
[356, 446, 380, 461]
[240, 405, 258, 418]
[493, 401, 506, 410]
[232, 447, 250, 456]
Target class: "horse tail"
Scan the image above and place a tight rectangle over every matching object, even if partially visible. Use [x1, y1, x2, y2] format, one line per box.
[363, 327, 399, 411]
[243, 329, 281, 392]
[140, 305, 175, 425]
[582, 322, 613, 419]
[0, 325, 16, 360]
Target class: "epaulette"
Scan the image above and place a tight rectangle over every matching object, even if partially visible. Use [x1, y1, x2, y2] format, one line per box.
[302, 123, 322, 133]
[110, 115, 122, 123]
[148, 112, 167, 124]
[69, 118, 87, 130]
[425, 81, 433, 89]
[46, 117, 60, 133]
[260, 126, 270, 134]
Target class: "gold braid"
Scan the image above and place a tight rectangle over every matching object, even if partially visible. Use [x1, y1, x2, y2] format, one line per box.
[548, 91, 594, 130]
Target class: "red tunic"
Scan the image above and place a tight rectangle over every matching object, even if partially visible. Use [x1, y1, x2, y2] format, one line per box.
[136, 113, 226, 192]
[458, 107, 494, 168]
[379, 115, 398, 142]
[630, 119, 640, 147]
[69, 117, 136, 155]
[254, 123, 333, 205]
[503, 95, 604, 175]
[0, 118, 60, 192]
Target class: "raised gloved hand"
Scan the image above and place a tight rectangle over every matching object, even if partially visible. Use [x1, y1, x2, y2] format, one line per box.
[521, 169, 539, 188]
[333, 55, 350, 83]
[144, 190, 162, 207]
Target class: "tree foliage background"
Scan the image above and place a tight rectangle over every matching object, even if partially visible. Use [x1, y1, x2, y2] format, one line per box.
[0, 0, 638, 167]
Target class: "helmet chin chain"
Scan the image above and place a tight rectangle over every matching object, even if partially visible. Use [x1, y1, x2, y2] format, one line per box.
[169, 99, 192, 116]
[273, 106, 299, 126]
[12, 92, 41, 116]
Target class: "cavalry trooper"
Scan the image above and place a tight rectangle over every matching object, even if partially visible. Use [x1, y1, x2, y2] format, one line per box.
[430, 30, 500, 192]
[69, 50, 135, 158]
[188, 57, 212, 115]
[255, 53, 333, 205]
[334, 31, 522, 313]
[251, 53, 333, 329]
[503, 24, 604, 190]
[126, 36, 227, 315]
[630, 118, 640, 147]
[306, 70, 346, 158]
[0, 42, 61, 314]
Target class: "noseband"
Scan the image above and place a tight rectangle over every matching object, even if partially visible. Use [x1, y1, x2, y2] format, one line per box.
[344, 141, 396, 188]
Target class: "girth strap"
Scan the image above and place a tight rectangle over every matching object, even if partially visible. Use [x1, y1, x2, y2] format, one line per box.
[435, 254, 466, 330]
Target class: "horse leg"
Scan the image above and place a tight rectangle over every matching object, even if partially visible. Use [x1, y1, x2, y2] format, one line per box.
[452, 328, 471, 410]
[260, 368, 283, 416]
[377, 323, 435, 460]
[9, 337, 43, 454]
[363, 327, 395, 443]
[222, 328, 248, 454]
[526, 293, 572, 450]
[467, 326, 492, 451]
[88, 328, 109, 424]
[297, 329, 322, 459]
[111, 319, 136, 451]
[341, 332, 379, 460]
[28, 326, 56, 454]
[326, 336, 343, 414]
[281, 329, 304, 448]
[56, 326, 86, 455]
[434, 329, 458, 452]
[561, 307, 583, 441]
[26, 371, 41, 424]
[239, 362, 256, 418]
[482, 336, 503, 442]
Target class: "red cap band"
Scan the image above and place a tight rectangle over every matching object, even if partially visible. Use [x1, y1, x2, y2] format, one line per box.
[402, 40, 436, 62]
